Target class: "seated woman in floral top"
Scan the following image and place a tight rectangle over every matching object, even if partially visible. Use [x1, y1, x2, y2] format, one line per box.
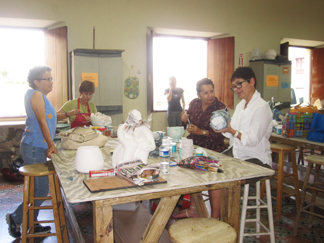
[181, 78, 226, 152]
[173, 78, 226, 219]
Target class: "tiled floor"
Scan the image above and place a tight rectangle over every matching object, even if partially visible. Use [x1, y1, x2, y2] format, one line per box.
[1, 167, 324, 242]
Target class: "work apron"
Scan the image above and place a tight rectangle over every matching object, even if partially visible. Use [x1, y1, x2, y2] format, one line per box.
[71, 98, 91, 128]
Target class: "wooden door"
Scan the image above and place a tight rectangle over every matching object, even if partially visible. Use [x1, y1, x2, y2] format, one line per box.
[311, 48, 324, 104]
[207, 37, 235, 109]
[45, 26, 68, 111]
[280, 42, 289, 58]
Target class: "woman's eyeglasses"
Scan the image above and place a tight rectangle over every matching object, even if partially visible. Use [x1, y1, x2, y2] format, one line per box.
[37, 77, 54, 82]
[230, 79, 249, 91]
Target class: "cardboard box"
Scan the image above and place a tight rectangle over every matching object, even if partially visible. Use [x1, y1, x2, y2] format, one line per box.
[89, 169, 115, 178]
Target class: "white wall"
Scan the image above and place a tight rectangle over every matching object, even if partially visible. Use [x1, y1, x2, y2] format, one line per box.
[1, 0, 323, 131]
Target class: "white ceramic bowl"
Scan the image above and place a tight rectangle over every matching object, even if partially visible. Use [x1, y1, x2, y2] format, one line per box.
[264, 49, 277, 59]
[75, 146, 104, 173]
[167, 126, 185, 142]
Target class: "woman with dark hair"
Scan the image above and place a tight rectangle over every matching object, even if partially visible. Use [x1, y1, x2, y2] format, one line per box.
[180, 78, 226, 152]
[208, 66, 273, 219]
[218, 66, 272, 166]
[173, 78, 226, 219]
[57, 80, 97, 128]
[6, 66, 64, 238]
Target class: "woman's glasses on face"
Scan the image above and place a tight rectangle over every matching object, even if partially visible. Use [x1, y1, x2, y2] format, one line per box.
[37, 77, 54, 82]
[230, 79, 249, 91]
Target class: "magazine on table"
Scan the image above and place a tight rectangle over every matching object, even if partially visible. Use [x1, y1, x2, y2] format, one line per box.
[116, 158, 161, 186]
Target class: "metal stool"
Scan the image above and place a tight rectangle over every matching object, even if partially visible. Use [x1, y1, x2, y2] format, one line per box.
[19, 161, 69, 243]
[270, 143, 300, 220]
[240, 179, 275, 243]
[168, 218, 237, 243]
[293, 154, 324, 236]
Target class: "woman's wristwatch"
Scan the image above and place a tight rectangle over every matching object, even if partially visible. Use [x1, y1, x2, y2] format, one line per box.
[202, 130, 206, 135]
[65, 111, 69, 117]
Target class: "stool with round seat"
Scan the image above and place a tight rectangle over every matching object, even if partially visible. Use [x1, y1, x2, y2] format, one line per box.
[240, 178, 275, 243]
[293, 154, 324, 236]
[19, 161, 69, 243]
[268, 143, 301, 220]
[168, 218, 237, 243]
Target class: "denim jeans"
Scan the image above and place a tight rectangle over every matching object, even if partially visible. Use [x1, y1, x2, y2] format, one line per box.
[11, 142, 49, 225]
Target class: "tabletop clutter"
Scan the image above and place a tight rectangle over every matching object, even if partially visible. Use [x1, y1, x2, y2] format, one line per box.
[273, 101, 324, 143]
[54, 108, 231, 192]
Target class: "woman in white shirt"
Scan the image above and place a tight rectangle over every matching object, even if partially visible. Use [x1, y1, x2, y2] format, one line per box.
[222, 67, 273, 165]
[208, 66, 273, 219]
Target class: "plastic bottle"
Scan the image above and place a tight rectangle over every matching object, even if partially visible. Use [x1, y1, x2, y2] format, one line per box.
[159, 139, 170, 174]
[170, 142, 176, 154]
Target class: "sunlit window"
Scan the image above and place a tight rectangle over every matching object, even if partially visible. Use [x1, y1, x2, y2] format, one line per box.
[289, 47, 310, 103]
[0, 28, 45, 117]
[153, 36, 207, 111]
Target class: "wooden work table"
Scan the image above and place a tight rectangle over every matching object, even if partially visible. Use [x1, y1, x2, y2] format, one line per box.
[270, 132, 324, 152]
[51, 140, 274, 243]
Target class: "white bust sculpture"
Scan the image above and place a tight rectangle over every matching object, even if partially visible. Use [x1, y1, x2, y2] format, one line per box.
[112, 109, 156, 168]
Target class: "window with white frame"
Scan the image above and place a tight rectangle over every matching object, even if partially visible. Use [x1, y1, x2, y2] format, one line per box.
[152, 36, 207, 111]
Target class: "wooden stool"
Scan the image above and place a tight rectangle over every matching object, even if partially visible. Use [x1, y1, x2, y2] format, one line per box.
[270, 143, 300, 220]
[240, 179, 275, 243]
[168, 218, 237, 243]
[293, 155, 324, 236]
[19, 161, 69, 243]
[297, 147, 315, 165]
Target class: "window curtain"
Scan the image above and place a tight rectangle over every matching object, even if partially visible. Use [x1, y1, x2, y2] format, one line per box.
[207, 37, 234, 109]
[44, 26, 69, 111]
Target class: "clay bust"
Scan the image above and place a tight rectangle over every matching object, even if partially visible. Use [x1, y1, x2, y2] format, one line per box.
[112, 109, 156, 168]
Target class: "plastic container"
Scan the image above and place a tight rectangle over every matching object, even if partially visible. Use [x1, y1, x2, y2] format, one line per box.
[196, 147, 204, 156]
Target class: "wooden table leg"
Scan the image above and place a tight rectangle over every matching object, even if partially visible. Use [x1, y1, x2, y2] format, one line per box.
[140, 195, 180, 243]
[220, 182, 241, 237]
[191, 192, 209, 218]
[93, 200, 114, 243]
